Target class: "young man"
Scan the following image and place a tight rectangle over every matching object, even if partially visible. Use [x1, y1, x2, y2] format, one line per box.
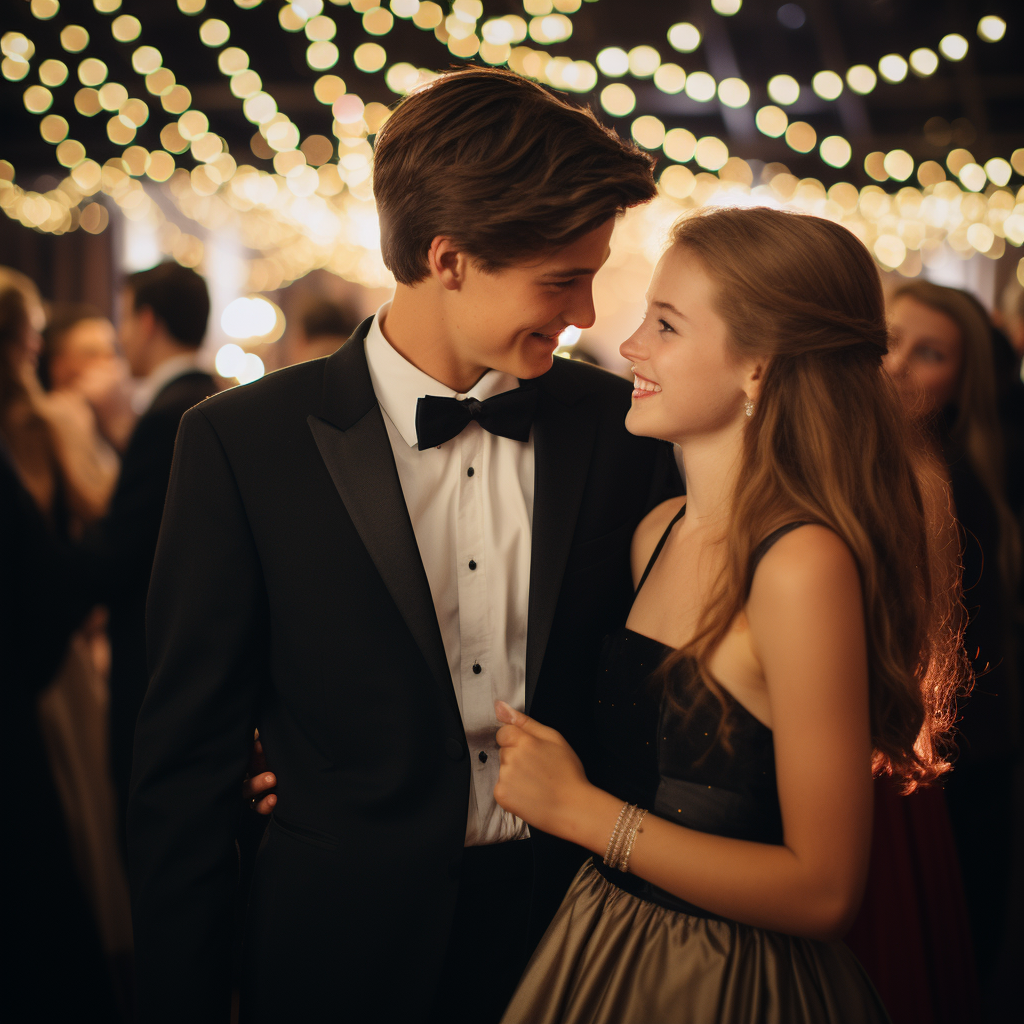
[98, 263, 218, 833]
[128, 69, 676, 1023]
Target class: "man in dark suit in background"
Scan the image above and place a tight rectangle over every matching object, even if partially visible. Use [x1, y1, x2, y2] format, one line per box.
[128, 71, 677, 1024]
[96, 261, 218, 834]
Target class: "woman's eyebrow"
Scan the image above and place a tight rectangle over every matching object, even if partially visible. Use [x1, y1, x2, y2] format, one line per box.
[651, 300, 689, 321]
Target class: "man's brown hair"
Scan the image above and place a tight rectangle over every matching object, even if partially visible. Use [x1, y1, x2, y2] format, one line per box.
[372, 68, 657, 284]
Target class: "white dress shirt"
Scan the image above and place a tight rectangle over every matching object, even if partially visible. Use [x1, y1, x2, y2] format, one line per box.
[131, 352, 205, 415]
[364, 304, 533, 846]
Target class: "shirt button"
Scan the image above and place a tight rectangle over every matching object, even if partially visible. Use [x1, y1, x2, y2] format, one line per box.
[468, 560, 477, 570]
[467, 467, 474, 477]
[472, 663, 482, 674]
[478, 750, 488, 763]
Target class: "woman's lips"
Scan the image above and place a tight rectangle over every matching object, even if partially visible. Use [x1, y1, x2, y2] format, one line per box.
[632, 371, 662, 399]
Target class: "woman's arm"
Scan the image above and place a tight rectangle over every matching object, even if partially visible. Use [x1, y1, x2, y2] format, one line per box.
[495, 525, 873, 941]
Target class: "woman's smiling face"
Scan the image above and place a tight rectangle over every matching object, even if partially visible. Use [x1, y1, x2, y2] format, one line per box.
[619, 245, 756, 447]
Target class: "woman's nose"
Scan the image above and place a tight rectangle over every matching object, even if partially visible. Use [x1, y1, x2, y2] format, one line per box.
[619, 327, 647, 363]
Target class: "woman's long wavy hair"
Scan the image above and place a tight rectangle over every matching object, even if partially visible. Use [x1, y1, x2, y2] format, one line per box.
[658, 207, 965, 792]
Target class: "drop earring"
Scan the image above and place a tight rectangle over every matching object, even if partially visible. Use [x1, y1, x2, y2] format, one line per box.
[744, 398, 755, 417]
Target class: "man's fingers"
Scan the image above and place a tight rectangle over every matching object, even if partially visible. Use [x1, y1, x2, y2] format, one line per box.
[254, 793, 276, 816]
[242, 772, 276, 799]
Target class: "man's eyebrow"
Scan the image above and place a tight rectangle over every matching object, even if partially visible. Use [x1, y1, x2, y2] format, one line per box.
[541, 266, 601, 278]
[651, 300, 689, 320]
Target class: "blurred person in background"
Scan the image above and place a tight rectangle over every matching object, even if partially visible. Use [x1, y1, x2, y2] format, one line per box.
[41, 301, 137, 455]
[1, 271, 120, 1019]
[884, 280, 1021, 1015]
[90, 261, 218, 839]
[285, 296, 361, 365]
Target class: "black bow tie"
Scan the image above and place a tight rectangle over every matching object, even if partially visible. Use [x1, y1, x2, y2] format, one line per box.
[415, 387, 539, 450]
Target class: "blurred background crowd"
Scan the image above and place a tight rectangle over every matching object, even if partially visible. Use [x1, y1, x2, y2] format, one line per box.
[2, 1, 1022, 1022]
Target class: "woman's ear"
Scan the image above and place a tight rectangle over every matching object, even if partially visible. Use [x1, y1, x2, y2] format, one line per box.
[427, 236, 470, 291]
[745, 361, 765, 403]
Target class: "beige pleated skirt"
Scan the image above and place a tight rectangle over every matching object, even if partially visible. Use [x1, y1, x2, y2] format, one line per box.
[502, 861, 890, 1024]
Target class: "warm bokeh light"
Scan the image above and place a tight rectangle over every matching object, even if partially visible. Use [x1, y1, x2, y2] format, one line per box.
[717, 78, 750, 108]
[785, 121, 816, 153]
[628, 46, 661, 78]
[78, 58, 109, 87]
[60, 25, 90, 52]
[354, 43, 387, 73]
[983, 157, 1011, 187]
[846, 64, 877, 94]
[767, 74, 799, 105]
[684, 71, 716, 102]
[23, 85, 53, 114]
[811, 70, 843, 100]
[976, 16, 1006, 43]
[222, 296, 278, 338]
[695, 136, 728, 171]
[864, 152, 888, 182]
[909, 48, 938, 76]
[755, 105, 788, 138]
[596, 47, 628, 77]
[667, 22, 701, 53]
[939, 33, 969, 61]
[631, 115, 665, 149]
[600, 83, 636, 117]
[653, 63, 685, 94]
[883, 149, 913, 181]
[957, 162, 986, 192]
[878, 54, 908, 83]
[711, 0, 742, 15]
[819, 135, 852, 168]
[663, 127, 697, 163]
[112, 15, 142, 42]
[39, 59, 69, 88]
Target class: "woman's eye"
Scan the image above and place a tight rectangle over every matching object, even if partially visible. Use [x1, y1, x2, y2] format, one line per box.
[658, 319, 675, 333]
[913, 346, 944, 363]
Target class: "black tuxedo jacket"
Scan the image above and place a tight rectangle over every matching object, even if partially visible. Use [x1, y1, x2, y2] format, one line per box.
[97, 369, 218, 816]
[127, 322, 679, 1022]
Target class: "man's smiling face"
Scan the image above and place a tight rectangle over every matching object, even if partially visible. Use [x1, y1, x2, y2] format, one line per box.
[444, 217, 615, 382]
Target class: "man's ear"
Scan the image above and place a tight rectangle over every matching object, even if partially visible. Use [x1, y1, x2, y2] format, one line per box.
[427, 236, 471, 291]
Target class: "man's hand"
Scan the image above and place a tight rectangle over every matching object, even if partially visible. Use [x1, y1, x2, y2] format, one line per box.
[493, 701, 592, 840]
[242, 730, 277, 815]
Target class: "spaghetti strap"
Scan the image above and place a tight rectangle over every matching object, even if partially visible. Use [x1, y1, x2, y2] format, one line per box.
[745, 521, 814, 595]
[634, 503, 687, 598]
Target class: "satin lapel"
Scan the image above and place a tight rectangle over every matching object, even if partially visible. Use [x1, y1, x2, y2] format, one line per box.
[525, 384, 599, 710]
[309, 327, 457, 718]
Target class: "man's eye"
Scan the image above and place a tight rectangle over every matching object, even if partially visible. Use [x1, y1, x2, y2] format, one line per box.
[552, 279, 577, 289]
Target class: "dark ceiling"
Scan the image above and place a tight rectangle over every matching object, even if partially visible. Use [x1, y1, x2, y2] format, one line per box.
[2, 0, 1021, 191]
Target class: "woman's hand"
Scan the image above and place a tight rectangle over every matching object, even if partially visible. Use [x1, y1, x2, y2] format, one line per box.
[493, 701, 604, 843]
[242, 729, 277, 815]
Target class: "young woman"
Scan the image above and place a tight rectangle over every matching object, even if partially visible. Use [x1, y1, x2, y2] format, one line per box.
[884, 281, 1019, 1001]
[492, 207, 962, 1024]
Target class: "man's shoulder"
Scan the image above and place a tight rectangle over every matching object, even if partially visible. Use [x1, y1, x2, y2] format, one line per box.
[188, 358, 326, 430]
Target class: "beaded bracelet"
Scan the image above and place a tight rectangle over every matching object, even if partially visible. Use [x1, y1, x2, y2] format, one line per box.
[603, 802, 648, 874]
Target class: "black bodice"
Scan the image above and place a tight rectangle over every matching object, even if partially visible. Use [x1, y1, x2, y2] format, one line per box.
[586, 506, 800, 916]
[592, 629, 782, 846]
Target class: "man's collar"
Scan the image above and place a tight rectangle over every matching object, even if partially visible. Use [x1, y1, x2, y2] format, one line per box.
[131, 351, 204, 415]
[363, 301, 521, 448]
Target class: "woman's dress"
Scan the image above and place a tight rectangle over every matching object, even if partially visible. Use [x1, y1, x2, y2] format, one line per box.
[502, 510, 890, 1024]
